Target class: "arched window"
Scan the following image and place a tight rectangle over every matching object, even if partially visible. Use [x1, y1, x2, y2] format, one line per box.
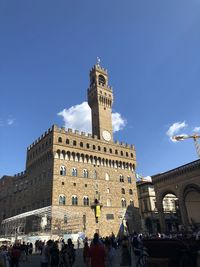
[126, 152, 129, 157]
[98, 75, 106, 86]
[93, 145, 96, 150]
[60, 166, 66, 176]
[130, 153, 133, 158]
[66, 139, 70, 144]
[120, 175, 124, 182]
[121, 151, 123, 156]
[104, 147, 107, 152]
[115, 150, 118, 155]
[58, 137, 62, 143]
[72, 168, 77, 177]
[129, 189, 133, 195]
[127, 176, 132, 183]
[86, 143, 90, 149]
[107, 199, 111, 207]
[80, 142, 83, 147]
[59, 195, 66, 205]
[98, 146, 101, 151]
[73, 140, 77, 146]
[93, 170, 97, 179]
[121, 198, 126, 208]
[72, 195, 78, 206]
[109, 148, 112, 154]
[83, 196, 89, 206]
[121, 188, 125, 194]
[107, 188, 110, 193]
[105, 173, 110, 181]
[83, 169, 88, 178]
[64, 215, 68, 224]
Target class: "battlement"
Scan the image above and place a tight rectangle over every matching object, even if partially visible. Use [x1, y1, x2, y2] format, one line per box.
[14, 171, 26, 177]
[90, 64, 108, 74]
[53, 124, 135, 150]
[27, 126, 53, 151]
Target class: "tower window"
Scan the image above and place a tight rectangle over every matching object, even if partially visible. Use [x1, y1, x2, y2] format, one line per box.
[109, 148, 112, 154]
[121, 151, 123, 156]
[66, 139, 70, 144]
[131, 153, 133, 158]
[73, 140, 77, 146]
[72, 196, 78, 206]
[127, 176, 132, 183]
[121, 188, 125, 194]
[120, 175, 124, 183]
[107, 199, 111, 207]
[59, 195, 66, 205]
[105, 173, 110, 181]
[115, 150, 118, 155]
[98, 146, 101, 151]
[60, 166, 66, 176]
[80, 142, 83, 147]
[83, 196, 89, 206]
[98, 75, 106, 86]
[83, 169, 88, 178]
[104, 147, 107, 152]
[93, 145, 96, 150]
[86, 143, 90, 149]
[72, 168, 77, 177]
[129, 189, 133, 195]
[126, 152, 129, 157]
[58, 137, 62, 143]
[121, 198, 126, 208]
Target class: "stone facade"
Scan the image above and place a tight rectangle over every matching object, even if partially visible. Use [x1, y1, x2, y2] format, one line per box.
[151, 159, 200, 232]
[0, 63, 140, 238]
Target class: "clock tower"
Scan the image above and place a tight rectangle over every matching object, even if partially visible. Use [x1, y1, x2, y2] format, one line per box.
[88, 61, 113, 141]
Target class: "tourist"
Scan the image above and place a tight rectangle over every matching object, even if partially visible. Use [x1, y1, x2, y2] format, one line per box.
[83, 241, 89, 267]
[120, 236, 131, 267]
[88, 233, 106, 267]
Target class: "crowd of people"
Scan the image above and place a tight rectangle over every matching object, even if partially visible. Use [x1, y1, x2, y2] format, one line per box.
[0, 242, 33, 267]
[0, 229, 200, 267]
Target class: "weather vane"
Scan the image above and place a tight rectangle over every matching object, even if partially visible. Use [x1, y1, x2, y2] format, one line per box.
[97, 57, 101, 65]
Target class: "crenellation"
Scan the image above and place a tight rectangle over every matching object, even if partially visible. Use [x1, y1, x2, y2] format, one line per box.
[75, 130, 79, 135]
[81, 132, 86, 136]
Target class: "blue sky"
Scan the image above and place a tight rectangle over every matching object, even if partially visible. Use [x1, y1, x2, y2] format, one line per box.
[1, 0, 200, 178]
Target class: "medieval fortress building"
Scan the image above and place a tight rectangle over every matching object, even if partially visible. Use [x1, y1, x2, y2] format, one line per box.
[0, 63, 140, 238]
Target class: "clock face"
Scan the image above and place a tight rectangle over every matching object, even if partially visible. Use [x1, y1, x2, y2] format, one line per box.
[102, 130, 111, 141]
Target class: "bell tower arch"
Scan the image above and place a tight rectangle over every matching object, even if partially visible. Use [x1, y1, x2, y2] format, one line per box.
[87, 62, 113, 141]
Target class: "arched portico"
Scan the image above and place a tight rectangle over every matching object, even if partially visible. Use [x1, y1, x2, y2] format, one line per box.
[152, 160, 200, 233]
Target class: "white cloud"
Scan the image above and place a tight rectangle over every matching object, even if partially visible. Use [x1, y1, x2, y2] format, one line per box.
[166, 121, 188, 141]
[7, 119, 14, 126]
[0, 118, 15, 127]
[58, 101, 126, 133]
[112, 112, 127, 132]
[193, 127, 200, 133]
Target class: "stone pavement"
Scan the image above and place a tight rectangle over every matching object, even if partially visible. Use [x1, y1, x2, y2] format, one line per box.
[19, 247, 138, 267]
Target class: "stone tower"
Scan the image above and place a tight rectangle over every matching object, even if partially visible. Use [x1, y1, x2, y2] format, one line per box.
[88, 63, 113, 142]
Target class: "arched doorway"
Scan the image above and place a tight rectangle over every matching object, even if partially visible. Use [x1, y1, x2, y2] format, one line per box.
[162, 193, 180, 233]
[184, 184, 200, 229]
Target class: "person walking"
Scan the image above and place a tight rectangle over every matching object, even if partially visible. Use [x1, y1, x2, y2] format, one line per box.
[88, 233, 106, 267]
[9, 244, 21, 267]
[83, 241, 90, 267]
[50, 242, 60, 267]
[120, 236, 131, 267]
